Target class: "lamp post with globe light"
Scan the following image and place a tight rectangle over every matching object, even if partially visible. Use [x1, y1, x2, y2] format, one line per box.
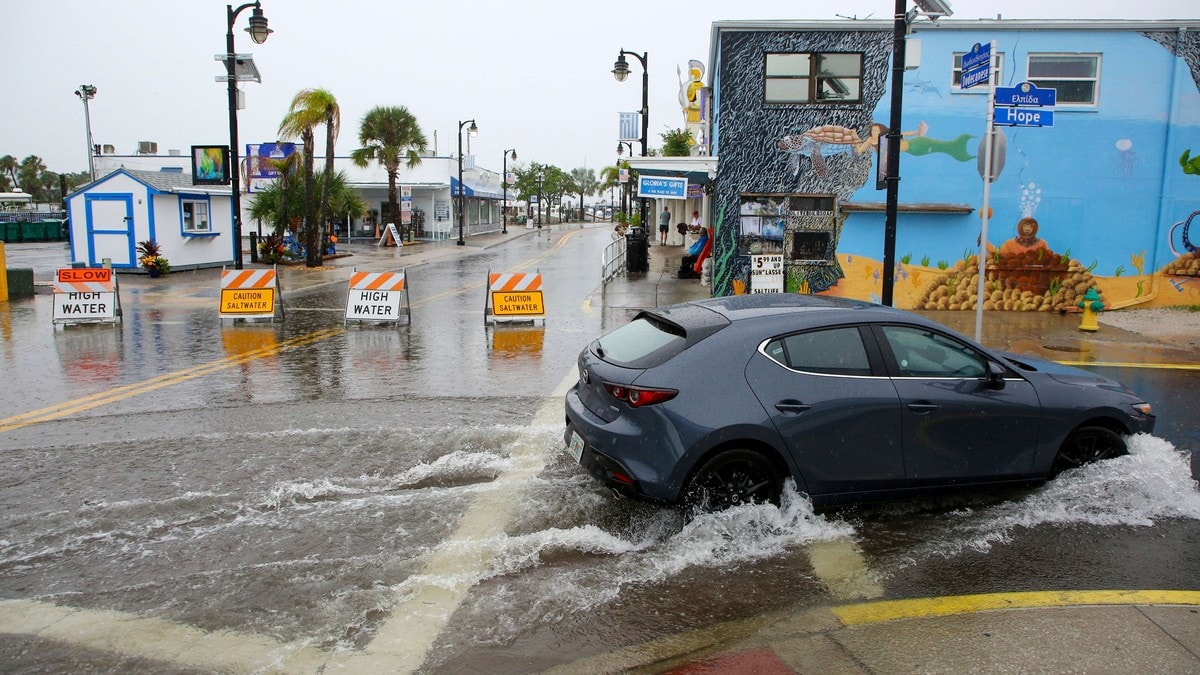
[612, 49, 649, 229]
[224, 1, 272, 269]
[501, 148, 516, 234]
[456, 119, 478, 245]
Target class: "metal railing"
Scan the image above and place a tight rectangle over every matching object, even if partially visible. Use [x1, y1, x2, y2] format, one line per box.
[602, 235, 626, 284]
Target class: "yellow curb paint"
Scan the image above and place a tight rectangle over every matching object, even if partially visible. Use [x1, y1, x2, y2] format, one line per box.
[833, 589, 1200, 626]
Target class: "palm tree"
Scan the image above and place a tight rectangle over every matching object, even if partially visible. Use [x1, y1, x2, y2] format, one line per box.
[350, 106, 428, 240]
[0, 155, 18, 191]
[279, 88, 339, 267]
[249, 169, 365, 235]
[570, 167, 599, 221]
[598, 165, 621, 219]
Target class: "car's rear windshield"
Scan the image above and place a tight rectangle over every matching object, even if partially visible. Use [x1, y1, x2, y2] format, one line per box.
[595, 315, 686, 368]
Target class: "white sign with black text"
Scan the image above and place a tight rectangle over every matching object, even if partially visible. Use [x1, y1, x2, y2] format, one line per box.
[750, 254, 784, 293]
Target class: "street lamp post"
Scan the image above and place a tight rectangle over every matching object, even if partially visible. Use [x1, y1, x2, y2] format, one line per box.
[881, 0, 953, 305]
[501, 148, 516, 234]
[536, 170, 544, 228]
[225, 2, 272, 269]
[612, 49, 649, 229]
[74, 85, 98, 182]
[456, 119, 478, 246]
[616, 141, 635, 225]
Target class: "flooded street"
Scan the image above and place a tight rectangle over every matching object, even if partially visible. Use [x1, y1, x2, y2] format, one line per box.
[2, 230, 1199, 672]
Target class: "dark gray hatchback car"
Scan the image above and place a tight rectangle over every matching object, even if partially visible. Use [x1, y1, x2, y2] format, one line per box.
[564, 294, 1156, 511]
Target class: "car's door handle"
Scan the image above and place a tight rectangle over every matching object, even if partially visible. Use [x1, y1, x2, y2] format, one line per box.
[907, 401, 940, 414]
[775, 400, 811, 415]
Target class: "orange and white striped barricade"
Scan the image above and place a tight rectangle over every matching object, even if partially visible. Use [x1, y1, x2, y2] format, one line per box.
[485, 270, 545, 324]
[52, 267, 121, 326]
[344, 267, 410, 325]
[219, 266, 282, 321]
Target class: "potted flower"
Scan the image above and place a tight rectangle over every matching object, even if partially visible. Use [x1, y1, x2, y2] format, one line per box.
[137, 239, 170, 277]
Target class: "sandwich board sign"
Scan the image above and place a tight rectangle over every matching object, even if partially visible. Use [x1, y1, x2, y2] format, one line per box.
[52, 267, 120, 325]
[345, 268, 411, 325]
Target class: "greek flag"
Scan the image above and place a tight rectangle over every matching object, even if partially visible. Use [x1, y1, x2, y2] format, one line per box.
[618, 112, 641, 142]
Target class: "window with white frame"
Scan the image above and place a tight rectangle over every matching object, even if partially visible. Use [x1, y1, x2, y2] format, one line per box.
[181, 199, 211, 233]
[764, 52, 863, 104]
[1027, 53, 1101, 106]
[952, 51, 1005, 90]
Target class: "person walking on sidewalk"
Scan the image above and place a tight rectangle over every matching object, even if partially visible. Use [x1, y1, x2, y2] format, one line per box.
[658, 206, 671, 245]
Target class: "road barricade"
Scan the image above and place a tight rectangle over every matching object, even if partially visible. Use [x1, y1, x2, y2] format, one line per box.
[345, 268, 410, 325]
[485, 270, 545, 324]
[219, 266, 282, 321]
[52, 267, 121, 326]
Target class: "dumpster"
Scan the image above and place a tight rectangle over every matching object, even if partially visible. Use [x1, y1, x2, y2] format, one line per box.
[626, 226, 649, 273]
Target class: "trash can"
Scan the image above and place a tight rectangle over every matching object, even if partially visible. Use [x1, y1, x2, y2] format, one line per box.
[626, 226, 649, 273]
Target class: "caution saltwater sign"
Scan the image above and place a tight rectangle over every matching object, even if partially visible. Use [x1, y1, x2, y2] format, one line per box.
[219, 268, 280, 320]
[220, 287, 276, 314]
[486, 272, 545, 321]
[491, 290, 545, 316]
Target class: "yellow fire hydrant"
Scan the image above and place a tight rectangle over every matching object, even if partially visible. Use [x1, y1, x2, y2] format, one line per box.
[1077, 287, 1104, 332]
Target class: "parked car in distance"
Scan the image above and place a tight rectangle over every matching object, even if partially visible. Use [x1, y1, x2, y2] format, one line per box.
[564, 294, 1156, 512]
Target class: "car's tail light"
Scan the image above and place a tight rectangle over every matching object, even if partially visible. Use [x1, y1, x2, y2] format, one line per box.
[604, 383, 678, 408]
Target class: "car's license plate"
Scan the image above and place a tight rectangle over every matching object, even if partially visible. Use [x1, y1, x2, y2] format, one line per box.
[567, 430, 585, 463]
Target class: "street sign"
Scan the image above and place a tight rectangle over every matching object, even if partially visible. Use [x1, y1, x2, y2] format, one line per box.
[993, 107, 1055, 128]
[994, 82, 1057, 107]
[960, 43, 991, 90]
[637, 176, 687, 199]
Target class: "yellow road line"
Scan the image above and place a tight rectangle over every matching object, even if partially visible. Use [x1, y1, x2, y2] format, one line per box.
[0, 327, 345, 433]
[1053, 360, 1200, 371]
[833, 589, 1200, 626]
[1, 231, 587, 435]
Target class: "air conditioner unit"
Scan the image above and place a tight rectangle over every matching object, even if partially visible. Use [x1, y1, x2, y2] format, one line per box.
[137, 141, 158, 155]
[102, 144, 116, 154]
[168, 149, 181, 156]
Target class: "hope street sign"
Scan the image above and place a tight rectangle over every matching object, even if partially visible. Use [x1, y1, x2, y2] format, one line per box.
[994, 82, 1057, 107]
[960, 43, 991, 90]
[637, 175, 688, 199]
[993, 106, 1055, 128]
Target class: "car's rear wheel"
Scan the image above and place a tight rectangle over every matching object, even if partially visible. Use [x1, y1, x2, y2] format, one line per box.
[683, 449, 782, 513]
[1052, 426, 1127, 476]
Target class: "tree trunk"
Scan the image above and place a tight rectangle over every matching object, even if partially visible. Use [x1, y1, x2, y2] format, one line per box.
[302, 131, 318, 267]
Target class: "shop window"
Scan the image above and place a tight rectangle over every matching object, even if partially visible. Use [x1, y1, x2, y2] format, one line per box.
[951, 51, 1005, 91]
[764, 52, 863, 104]
[181, 199, 211, 233]
[1027, 53, 1101, 106]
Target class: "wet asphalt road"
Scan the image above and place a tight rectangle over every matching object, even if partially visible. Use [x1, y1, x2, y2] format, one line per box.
[1, 230, 1198, 672]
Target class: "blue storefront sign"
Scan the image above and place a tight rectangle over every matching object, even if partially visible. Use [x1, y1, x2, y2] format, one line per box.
[637, 176, 688, 199]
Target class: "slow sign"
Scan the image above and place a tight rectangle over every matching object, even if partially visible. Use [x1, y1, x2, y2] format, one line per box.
[52, 267, 120, 325]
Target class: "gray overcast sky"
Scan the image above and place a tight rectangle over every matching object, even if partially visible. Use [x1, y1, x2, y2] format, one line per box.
[3, 0, 1195, 179]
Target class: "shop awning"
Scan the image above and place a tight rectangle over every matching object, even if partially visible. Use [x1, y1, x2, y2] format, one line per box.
[622, 156, 719, 184]
[451, 176, 504, 200]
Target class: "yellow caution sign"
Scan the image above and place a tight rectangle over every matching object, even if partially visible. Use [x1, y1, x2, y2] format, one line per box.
[486, 271, 545, 322]
[219, 267, 281, 320]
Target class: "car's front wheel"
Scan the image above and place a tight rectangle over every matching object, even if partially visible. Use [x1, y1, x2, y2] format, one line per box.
[683, 449, 782, 513]
[1052, 426, 1127, 476]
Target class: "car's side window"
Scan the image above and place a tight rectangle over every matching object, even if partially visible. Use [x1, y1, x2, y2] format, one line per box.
[763, 326, 872, 376]
[880, 325, 986, 378]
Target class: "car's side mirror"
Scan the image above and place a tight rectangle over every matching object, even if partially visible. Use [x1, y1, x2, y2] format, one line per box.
[987, 361, 1007, 390]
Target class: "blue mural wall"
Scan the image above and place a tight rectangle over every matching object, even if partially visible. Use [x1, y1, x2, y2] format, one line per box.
[711, 23, 1200, 309]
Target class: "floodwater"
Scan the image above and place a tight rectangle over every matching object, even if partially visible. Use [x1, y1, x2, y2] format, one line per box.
[1, 232, 1199, 671]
